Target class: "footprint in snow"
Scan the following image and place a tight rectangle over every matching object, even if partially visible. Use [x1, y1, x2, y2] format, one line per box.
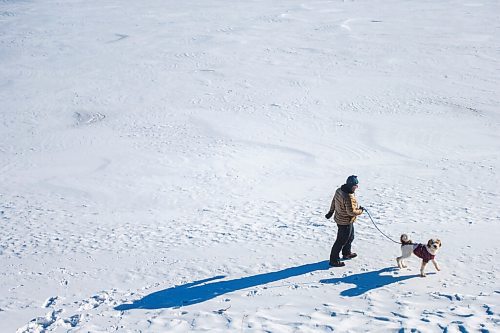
[78, 292, 112, 311]
[17, 309, 62, 333]
[42, 296, 58, 308]
[62, 314, 81, 328]
[246, 290, 258, 296]
[73, 111, 105, 127]
[482, 304, 494, 316]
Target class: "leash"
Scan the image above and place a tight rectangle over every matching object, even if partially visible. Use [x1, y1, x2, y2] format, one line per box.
[365, 209, 401, 244]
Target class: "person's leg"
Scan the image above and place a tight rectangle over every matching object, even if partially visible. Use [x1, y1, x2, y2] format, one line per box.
[330, 224, 351, 263]
[341, 224, 355, 257]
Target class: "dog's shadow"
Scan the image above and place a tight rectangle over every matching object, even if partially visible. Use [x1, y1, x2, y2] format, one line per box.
[320, 267, 426, 297]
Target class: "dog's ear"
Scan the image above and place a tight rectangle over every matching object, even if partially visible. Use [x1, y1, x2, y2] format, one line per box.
[436, 239, 442, 247]
[427, 239, 433, 247]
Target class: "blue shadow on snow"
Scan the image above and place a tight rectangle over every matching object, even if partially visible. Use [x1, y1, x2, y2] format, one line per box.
[115, 260, 330, 310]
[320, 267, 424, 297]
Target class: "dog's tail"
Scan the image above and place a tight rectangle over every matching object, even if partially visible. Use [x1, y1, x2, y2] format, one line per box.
[400, 234, 413, 245]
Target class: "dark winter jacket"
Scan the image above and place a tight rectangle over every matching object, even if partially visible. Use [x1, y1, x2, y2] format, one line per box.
[328, 185, 363, 225]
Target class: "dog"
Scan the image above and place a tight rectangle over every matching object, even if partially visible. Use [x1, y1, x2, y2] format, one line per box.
[396, 234, 442, 277]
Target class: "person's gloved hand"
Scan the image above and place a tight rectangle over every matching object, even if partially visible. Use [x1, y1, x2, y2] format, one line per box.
[359, 206, 365, 212]
[325, 211, 333, 219]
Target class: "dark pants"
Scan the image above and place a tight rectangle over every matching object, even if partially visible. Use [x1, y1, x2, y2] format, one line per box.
[329, 224, 354, 262]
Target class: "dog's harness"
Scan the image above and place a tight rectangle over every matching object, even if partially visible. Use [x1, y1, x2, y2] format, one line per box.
[413, 244, 435, 263]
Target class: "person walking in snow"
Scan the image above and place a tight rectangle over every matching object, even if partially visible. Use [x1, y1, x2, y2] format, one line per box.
[325, 175, 364, 267]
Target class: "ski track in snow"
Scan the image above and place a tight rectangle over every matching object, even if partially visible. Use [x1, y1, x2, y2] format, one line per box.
[1, 0, 499, 332]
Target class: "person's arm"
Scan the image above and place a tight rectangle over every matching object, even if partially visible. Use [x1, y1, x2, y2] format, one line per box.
[325, 195, 335, 219]
[345, 195, 363, 216]
[329, 196, 335, 214]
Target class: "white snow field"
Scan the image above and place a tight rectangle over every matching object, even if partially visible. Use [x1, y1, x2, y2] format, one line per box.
[1, 0, 499, 331]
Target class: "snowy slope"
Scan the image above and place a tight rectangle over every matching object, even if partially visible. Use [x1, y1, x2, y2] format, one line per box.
[1, 0, 499, 332]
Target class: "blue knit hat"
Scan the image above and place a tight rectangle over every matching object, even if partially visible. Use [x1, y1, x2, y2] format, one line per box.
[346, 175, 359, 187]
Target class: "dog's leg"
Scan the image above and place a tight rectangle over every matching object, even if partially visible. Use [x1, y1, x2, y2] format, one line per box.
[432, 259, 440, 272]
[396, 257, 403, 268]
[397, 246, 411, 268]
[396, 257, 407, 268]
[420, 261, 428, 277]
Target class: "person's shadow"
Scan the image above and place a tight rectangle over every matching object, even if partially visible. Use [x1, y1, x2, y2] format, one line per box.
[320, 267, 423, 297]
[115, 261, 330, 310]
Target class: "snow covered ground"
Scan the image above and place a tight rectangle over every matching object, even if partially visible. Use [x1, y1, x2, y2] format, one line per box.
[1, 0, 499, 331]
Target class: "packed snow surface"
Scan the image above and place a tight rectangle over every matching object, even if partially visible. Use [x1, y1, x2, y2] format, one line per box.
[1, 0, 499, 332]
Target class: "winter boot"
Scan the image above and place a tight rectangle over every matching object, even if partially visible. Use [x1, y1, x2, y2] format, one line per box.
[329, 260, 346, 267]
[342, 253, 358, 260]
